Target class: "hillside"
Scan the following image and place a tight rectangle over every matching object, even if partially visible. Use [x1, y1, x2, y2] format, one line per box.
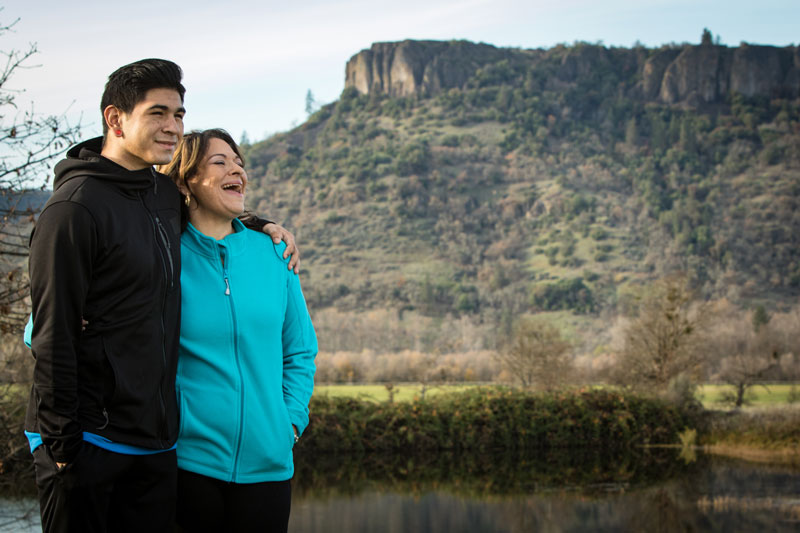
[242, 37, 800, 354]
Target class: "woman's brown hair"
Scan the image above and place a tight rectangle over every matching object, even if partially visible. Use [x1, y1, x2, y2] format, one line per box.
[158, 128, 244, 231]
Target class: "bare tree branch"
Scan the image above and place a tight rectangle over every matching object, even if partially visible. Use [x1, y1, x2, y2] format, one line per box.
[0, 16, 82, 334]
[496, 318, 572, 390]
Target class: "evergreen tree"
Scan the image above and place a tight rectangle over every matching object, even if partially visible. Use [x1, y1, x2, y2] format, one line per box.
[305, 89, 317, 116]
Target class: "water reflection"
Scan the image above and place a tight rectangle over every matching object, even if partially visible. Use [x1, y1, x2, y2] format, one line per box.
[0, 500, 39, 533]
[290, 449, 800, 532]
[0, 474, 38, 533]
[0, 450, 798, 532]
[293, 448, 697, 498]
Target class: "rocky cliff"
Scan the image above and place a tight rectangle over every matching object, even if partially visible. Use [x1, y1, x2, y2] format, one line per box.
[656, 43, 800, 104]
[345, 40, 512, 97]
[345, 39, 800, 106]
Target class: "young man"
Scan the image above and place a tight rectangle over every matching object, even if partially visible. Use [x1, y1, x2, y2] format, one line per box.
[25, 59, 297, 532]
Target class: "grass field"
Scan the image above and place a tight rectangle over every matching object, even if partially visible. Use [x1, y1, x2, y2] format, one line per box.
[312, 383, 476, 403]
[313, 382, 800, 407]
[697, 383, 799, 407]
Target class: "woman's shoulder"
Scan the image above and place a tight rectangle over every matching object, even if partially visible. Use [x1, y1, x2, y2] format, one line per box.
[244, 229, 291, 266]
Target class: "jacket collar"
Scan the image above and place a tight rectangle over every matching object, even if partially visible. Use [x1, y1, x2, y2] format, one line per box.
[53, 136, 158, 193]
[181, 218, 248, 258]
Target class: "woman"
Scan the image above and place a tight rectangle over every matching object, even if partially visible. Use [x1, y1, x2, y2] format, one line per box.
[160, 129, 317, 532]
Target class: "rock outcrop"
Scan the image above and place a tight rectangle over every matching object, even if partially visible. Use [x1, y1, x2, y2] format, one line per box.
[344, 39, 800, 106]
[641, 49, 682, 100]
[345, 40, 510, 97]
[656, 43, 799, 104]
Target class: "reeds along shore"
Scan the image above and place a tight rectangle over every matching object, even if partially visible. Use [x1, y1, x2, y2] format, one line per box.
[702, 406, 800, 464]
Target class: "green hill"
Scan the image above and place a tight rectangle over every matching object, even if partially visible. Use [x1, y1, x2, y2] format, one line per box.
[241, 38, 800, 354]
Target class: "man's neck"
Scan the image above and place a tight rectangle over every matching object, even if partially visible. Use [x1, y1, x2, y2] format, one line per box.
[101, 139, 150, 171]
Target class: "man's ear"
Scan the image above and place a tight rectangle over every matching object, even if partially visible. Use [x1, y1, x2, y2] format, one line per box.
[103, 105, 123, 134]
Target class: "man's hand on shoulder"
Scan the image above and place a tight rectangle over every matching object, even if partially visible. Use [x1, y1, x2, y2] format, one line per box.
[262, 223, 300, 274]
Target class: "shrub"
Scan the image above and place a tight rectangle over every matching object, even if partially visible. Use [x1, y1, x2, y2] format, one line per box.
[531, 278, 595, 313]
[440, 134, 460, 147]
[395, 140, 431, 176]
[703, 407, 800, 449]
[298, 388, 699, 454]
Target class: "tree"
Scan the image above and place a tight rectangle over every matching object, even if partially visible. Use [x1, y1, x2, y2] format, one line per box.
[612, 275, 707, 391]
[305, 89, 317, 116]
[751, 305, 770, 332]
[411, 352, 443, 400]
[496, 318, 572, 389]
[710, 307, 788, 407]
[0, 16, 81, 333]
[0, 14, 82, 487]
[624, 116, 638, 146]
[0, 14, 80, 490]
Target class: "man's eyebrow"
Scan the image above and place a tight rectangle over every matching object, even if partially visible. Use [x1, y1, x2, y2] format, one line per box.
[147, 104, 186, 114]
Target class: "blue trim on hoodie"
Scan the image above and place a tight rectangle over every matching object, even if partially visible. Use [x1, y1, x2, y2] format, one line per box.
[24, 431, 176, 455]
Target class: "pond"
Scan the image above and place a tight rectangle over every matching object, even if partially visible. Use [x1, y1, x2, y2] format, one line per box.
[288, 448, 800, 532]
[1, 448, 798, 532]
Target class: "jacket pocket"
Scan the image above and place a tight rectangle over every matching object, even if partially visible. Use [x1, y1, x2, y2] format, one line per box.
[286, 411, 295, 450]
[100, 336, 119, 408]
[285, 408, 298, 449]
[98, 320, 163, 429]
[74, 334, 114, 429]
[175, 381, 238, 471]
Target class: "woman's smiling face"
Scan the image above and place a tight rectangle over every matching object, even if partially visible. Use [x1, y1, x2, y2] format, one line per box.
[187, 137, 248, 224]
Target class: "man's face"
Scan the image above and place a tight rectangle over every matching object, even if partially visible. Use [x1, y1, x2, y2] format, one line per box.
[117, 88, 185, 169]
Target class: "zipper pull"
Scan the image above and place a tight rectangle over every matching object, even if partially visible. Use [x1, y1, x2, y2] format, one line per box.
[151, 168, 159, 194]
[97, 408, 109, 430]
[224, 277, 231, 295]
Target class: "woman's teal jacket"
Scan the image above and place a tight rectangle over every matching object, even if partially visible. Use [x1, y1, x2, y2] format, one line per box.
[176, 219, 317, 483]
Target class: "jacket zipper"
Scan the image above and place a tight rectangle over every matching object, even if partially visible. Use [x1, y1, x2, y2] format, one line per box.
[151, 170, 175, 289]
[221, 246, 246, 481]
[139, 174, 172, 446]
[155, 219, 175, 290]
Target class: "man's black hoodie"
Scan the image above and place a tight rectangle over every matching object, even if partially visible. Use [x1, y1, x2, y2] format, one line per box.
[26, 137, 181, 463]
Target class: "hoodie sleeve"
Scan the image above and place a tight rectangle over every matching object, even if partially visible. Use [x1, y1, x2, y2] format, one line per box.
[238, 212, 274, 232]
[29, 200, 97, 463]
[281, 271, 317, 436]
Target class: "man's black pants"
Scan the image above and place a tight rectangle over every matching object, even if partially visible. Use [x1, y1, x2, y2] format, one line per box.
[33, 442, 177, 533]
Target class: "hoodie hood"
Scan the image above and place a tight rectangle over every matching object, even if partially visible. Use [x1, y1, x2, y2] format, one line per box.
[53, 137, 155, 192]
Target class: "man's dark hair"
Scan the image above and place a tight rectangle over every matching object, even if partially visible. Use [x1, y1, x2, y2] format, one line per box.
[100, 58, 185, 135]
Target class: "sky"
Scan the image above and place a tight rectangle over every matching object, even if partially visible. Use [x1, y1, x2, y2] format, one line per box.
[2, 0, 799, 146]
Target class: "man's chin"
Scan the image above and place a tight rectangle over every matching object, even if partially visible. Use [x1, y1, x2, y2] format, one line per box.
[151, 152, 176, 166]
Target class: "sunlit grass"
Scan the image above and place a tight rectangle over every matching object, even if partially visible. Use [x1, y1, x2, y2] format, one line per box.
[697, 383, 799, 408]
[313, 383, 478, 403]
[314, 382, 800, 407]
